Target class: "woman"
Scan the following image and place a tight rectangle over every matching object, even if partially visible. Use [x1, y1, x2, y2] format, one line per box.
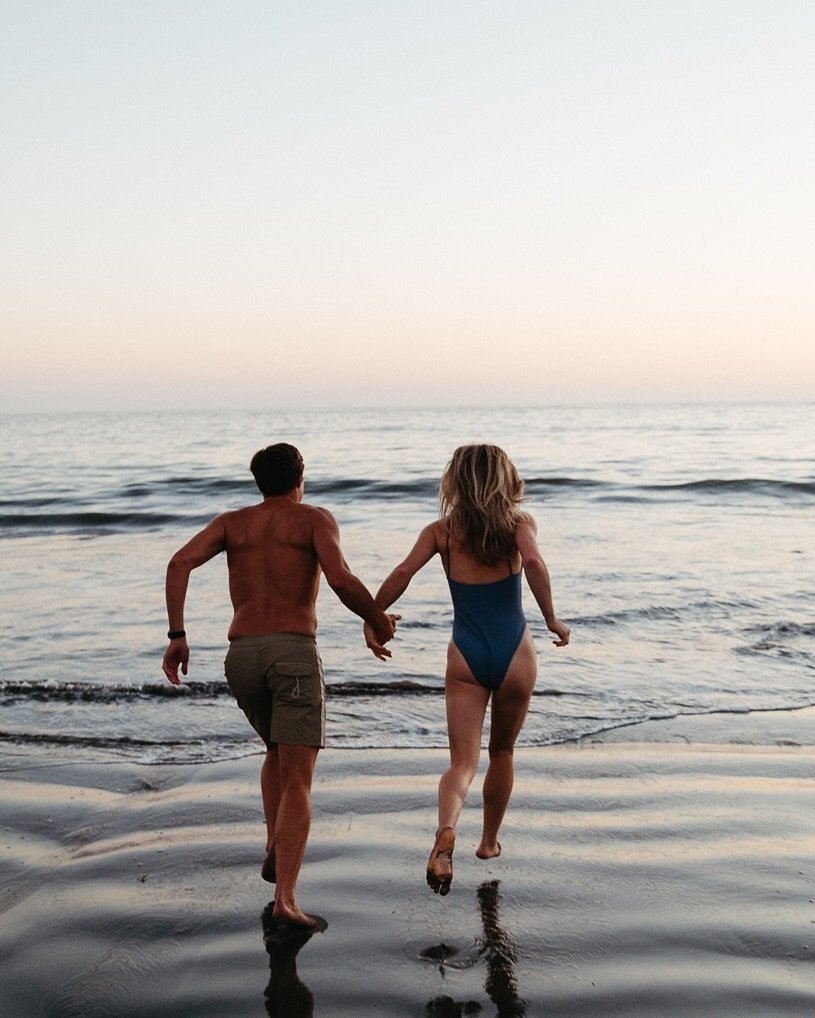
[365, 445, 570, 895]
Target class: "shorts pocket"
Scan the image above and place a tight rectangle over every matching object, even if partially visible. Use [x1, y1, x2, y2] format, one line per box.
[274, 661, 314, 701]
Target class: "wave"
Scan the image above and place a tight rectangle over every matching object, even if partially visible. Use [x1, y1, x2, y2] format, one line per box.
[735, 620, 815, 665]
[0, 728, 257, 765]
[0, 730, 183, 749]
[2, 702, 813, 763]
[0, 511, 185, 534]
[0, 680, 232, 702]
[565, 597, 760, 628]
[0, 679, 580, 704]
[592, 478, 815, 505]
[2, 475, 812, 534]
[643, 478, 815, 497]
[749, 621, 815, 637]
[569, 701, 815, 742]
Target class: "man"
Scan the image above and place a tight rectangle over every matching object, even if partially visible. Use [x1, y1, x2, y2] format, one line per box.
[162, 443, 396, 927]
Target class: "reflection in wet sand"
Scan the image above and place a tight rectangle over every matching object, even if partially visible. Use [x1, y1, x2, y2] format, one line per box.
[425, 995, 483, 1016]
[424, 880, 527, 1017]
[477, 880, 526, 1017]
[261, 903, 328, 1018]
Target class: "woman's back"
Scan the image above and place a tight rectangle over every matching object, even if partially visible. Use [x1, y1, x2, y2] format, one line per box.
[441, 521, 521, 585]
[442, 523, 527, 692]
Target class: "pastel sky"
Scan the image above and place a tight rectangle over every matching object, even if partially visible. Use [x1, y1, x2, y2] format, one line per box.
[3, 1, 813, 412]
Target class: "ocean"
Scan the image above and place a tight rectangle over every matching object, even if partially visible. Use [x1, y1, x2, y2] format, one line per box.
[1, 402, 813, 765]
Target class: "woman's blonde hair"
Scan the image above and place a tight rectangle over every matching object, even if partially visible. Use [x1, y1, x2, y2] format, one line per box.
[439, 444, 525, 564]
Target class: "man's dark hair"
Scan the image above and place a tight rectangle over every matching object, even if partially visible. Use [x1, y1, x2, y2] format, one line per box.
[250, 443, 304, 496]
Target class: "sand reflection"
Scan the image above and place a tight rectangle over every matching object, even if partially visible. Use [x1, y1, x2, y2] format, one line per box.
[261, 903, 328, 1018]
[425, 879, 527, 1017]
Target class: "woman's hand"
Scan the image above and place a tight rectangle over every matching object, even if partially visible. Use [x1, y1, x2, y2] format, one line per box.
[546, 615, 570, 647]
[364, 614, 400, 660]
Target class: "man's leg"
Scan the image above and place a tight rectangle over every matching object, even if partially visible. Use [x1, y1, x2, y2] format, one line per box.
[260, 748, 281, 881]
[272, 743, 319, 927]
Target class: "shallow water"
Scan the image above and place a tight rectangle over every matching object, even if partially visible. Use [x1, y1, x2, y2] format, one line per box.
[1, 402, 813, 762]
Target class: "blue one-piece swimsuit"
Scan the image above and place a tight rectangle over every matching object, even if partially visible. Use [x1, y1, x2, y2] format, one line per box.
[445, 537, 527, 691]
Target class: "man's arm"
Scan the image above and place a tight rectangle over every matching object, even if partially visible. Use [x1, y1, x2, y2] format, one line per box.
[515, 515, 570, 647]
[310, 507, 397, 653]
[162, 516, 227, 684]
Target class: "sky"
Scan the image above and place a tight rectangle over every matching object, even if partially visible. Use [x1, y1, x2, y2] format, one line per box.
[2, 0, 814, 412]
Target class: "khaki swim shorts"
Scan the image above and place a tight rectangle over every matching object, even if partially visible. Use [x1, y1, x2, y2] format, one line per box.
[224, 633, 326, 748]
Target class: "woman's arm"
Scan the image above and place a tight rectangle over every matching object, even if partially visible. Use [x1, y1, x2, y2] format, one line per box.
[515, 515, 570, 647]
[375, 523, 440, 607]
[364, 523, 440, 658]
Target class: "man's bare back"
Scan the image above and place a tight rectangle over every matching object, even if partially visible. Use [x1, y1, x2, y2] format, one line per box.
[221, 495, 335, 638]
[163, 483, 392, 672]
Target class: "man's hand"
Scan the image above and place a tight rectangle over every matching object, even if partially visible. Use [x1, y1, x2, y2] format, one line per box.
[365, 613, 400, 661]
[163, 638, 190, 685]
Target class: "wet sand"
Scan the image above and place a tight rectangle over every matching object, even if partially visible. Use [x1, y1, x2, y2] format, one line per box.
[1, 709, 814, 1017]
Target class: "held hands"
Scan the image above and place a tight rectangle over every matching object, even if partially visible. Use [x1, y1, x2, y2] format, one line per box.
[365, 613, 401, 661]
[162, 638, 190, 685]
[546, 615, 570, 647]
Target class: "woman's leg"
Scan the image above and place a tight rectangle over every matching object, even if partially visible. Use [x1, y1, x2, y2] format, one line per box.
[439, 641, 491, 831]
[427, 642, 490, 894]
[477, 629, 536, 859]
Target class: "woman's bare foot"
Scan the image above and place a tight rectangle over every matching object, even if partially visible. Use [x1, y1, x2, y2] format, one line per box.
[475, 840, 502, 860]
[272, 900, 318, 928]
[426, 826, 456, 896]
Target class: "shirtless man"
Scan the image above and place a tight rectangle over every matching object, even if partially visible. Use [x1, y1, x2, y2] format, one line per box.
[162, 443, 396, 927]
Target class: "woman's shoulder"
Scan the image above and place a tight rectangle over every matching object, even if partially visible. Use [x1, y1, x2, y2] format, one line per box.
[416, 518, 449, 547]
[514, 510, 538, 533]
[428, 517, 451, 543]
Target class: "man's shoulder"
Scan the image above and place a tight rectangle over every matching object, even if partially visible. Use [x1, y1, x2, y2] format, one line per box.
[275, 500, 337, 532]
[218, 502, 293, 531]
[221, 500, 324, 518]
[281, 502, 337, 551]
[287, 498, 327, 514]
[298, 502, 335, 526]
[219, 504, 258, 523]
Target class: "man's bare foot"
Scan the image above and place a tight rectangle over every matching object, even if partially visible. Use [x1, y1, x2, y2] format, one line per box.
[426, 826, 455, 896]
[261, 847, 276, 883]
[475, 840, 502, 860]
[271, 901, 318, 928]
